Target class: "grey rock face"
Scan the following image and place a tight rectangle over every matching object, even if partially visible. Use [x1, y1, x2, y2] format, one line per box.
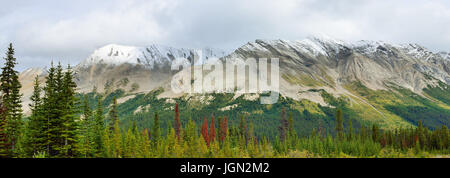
[229, 36, 450, 94]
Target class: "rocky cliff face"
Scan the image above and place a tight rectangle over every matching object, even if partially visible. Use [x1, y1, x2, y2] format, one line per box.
[219, 36, 449, 104]
[232, 36, 449, 91]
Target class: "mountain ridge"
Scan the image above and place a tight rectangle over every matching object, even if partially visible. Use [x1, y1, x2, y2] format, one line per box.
[18, 36, 450, 130]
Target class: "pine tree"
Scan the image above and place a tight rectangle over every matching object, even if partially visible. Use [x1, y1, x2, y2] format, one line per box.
[47, 63, 66, 157]
[347, 119, 353, 140]
[80, 95, 93, 157]
[24, 76, 46, 156]
[42, 62, 57, 156]
[41, 63, 79, 157]
[372, 124, 379, 142]
[103, 127, 112, 157]
[152, 112, 161, 145]
[124, 126, 136, 158]
[278, 108, 288, 142]
[0, 43, 23, 156]
[361, 125, 367, 140]
[287, 112, 297, 141]
[112, 119, 122, 157]
[441, 125, 449, 149]
[109, 96, 119, 133]
[417, 120, 426, 148]
[220, 116, 228, 142]
[93, 99, 106, 157]
[59, 65, 79, 157]
[239, 115, 246, 137]
[335, 109, 344, 140]
[174, 103, 181, 139]
[248, 120, 254, 142]
[288, 112, 294, 135]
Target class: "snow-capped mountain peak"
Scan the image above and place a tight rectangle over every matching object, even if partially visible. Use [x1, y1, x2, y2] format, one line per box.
[79, 44, 227, 68]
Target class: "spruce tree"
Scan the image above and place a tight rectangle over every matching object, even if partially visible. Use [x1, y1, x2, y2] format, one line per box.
[221, 116, 228, 142]
[41, 63, 79, 157]
[80, 95, 93, 157]
[93, 99, 105, 157]
[348, 119, 353, 140]
[48, 63, 66, 157]
[152, 112, 161, 144]
[174, 103, 181, 139]
[0, 43, 23, 156]
[335, 109, 344, 140]
[287, 112, 297, 140]
[372, 124, 379, 142]
[42, 62, 57, 156]
[239, 115, 246, 137]
[112, 119, 122, 157]
[109, 96, 118, 133]
[24, 76, 46, 156]
[59, 65, 79, 157]
[278, 108, 288, 142]
[248, 120, 254, 142]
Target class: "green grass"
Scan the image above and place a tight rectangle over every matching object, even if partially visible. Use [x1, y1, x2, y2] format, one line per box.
[344, 81, 450, 129]
[423, 81, 450, 106]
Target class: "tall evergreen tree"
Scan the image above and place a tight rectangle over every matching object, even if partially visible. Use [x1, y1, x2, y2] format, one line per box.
[109, 96, 119, 133]
[0, 43, 23, 156]
[47, 63, 66, 157]
[59, 65, 79, 157]
[287, 112, 297, 147]
[372, 124, 379, 142]
[347, 119, 353, 140]
[112, 118, 122, 157]
[335, 109, 344, 140]
[80, 95, 93, 157]
[248, 120, 254, 142]
[220, 116, 228, 142]
[288, 112, 296, 139]
[93, 99, 105, 157]
[42, 62, 57, 156]
[24, 76, 46, 156]
[41, 63, 79, 157]
[174, 103, 181, 139]
[152, 112, 161, 144]
[278, 108, 288, 142]
[239, 115, 246, 137]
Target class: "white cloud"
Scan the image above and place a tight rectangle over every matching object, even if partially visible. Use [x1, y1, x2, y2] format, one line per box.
[1, 0, 450, 70]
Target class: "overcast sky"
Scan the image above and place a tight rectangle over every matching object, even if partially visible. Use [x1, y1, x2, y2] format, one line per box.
[1, 0, 450, 71]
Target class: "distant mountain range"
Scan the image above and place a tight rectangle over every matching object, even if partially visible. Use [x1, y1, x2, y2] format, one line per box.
[18, 36, 450, 134]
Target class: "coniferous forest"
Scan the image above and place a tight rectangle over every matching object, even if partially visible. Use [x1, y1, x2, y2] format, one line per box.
[0, 44, 449, 158]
